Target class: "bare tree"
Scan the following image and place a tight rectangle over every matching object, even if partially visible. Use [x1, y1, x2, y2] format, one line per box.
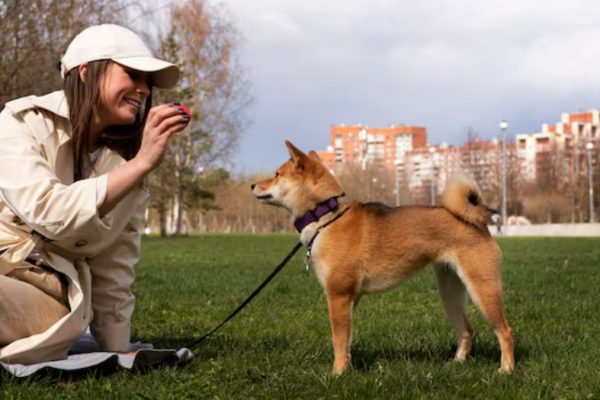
[462, 128, 484, 183]
[518, 140, 570, 222]
[201, 174, 290, 233]
[568, 140, 599, 222]
[1, 0, 133, 107]
[336, 162, 396, 205]
[148, 0, 252, 235]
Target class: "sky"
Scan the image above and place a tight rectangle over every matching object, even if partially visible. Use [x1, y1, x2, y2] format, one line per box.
[207, 0, 600, 173]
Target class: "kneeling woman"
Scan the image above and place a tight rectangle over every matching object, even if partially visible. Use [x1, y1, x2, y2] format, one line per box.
[0, 24, 189, 363]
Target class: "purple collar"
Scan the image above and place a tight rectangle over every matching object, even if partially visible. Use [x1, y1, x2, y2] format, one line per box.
[293, 197, 341, 232]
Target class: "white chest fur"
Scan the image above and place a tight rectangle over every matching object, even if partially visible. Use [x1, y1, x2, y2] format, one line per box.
[301, 226, 329, 288]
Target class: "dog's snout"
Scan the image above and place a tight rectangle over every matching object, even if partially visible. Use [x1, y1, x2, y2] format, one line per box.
[250, 183, 256, 190]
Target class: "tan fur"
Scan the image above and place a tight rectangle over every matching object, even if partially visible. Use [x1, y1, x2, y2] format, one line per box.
[252, 141, 515, 376]
[441, 175, 493, 230]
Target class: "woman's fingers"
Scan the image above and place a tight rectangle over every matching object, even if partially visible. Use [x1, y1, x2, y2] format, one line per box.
[135, 103, 190, 171]
[145, 104, 171, 128]
[156, 113, 189, 136]
[146, 103, 187, 130]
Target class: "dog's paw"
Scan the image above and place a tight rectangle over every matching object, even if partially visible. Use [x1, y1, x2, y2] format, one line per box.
[498, 365, 514, 375]
[331, 359, 351, 376]
[454, 354, 468, 363]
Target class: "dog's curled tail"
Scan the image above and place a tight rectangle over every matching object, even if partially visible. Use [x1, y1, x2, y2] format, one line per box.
[441, 175, 494, 231]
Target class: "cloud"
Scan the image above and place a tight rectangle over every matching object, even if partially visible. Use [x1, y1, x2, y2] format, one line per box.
[220, 0, 600, 172]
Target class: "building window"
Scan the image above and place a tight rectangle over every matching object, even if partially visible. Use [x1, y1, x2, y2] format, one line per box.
[335, 135, 343, 148]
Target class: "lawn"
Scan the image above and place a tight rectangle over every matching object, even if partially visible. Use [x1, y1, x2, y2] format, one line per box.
[2, 235, 600, 399]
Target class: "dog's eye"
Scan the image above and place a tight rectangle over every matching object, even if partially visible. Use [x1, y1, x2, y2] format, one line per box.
[274, 172, 280, 178]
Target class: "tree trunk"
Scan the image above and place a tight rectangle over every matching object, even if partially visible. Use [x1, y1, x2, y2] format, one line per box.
[175, 190, 184, 235]
[158, 204, 167, 237]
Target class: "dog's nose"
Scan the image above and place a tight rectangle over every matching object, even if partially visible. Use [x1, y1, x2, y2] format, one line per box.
[250, 183, 256, 190]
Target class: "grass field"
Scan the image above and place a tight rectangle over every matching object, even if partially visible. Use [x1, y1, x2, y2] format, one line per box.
[2, 235, 600, 399]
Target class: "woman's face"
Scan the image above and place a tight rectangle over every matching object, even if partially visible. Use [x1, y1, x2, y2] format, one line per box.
[96, 62, 151, 127]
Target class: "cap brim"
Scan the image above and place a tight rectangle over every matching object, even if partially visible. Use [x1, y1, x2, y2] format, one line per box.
[114, 56, 180, 89]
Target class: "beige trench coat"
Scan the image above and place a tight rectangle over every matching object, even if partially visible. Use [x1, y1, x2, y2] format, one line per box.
[0, 91, 148, 364]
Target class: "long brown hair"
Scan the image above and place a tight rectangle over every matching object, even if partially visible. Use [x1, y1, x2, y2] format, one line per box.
[63, 60, 152, 181]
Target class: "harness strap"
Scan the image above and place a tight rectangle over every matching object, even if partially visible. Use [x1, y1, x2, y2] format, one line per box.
[306, 205, 350, 251]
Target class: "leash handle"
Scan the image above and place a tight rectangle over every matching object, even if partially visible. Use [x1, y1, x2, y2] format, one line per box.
[185, 241, 303, 350]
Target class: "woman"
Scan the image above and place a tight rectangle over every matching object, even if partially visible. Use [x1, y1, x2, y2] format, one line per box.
[0, 24, 188, 364]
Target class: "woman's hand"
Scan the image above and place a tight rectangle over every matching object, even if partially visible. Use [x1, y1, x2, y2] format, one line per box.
[99, 103, 189, 216]
[134, 103, 189, 173]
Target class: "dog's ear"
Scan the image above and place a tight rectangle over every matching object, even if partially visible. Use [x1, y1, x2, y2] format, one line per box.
[307, 151, 322, 163]
[285, 140, 308, 167]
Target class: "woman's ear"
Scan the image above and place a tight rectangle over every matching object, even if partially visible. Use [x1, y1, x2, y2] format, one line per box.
[79, 63, 88, 83]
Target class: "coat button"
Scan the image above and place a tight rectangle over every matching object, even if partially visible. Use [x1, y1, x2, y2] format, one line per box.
[75, 239, 88, 247]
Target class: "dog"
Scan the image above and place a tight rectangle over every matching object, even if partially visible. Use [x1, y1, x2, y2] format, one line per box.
[251, 141, 514, 375]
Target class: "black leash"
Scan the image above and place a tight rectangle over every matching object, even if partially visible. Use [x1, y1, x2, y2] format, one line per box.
[184, 241, 303, 350]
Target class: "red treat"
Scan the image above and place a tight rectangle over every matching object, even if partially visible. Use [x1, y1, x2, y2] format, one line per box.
[170, 102, 191, 117]
[180, 103, 190, 118]
[171, 102, 191, 127]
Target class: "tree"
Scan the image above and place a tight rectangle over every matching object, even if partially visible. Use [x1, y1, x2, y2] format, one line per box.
[147, 28, 184, 236]
[336, 161, 396, 205]
[1, 0, 134, 107]
[517, 139, 570, 222]
[461, 128, 502, 208]
[149, 0, 251, 235]
[200, 173, 290, 233]
[462, 128, 485, 184]
[568, 140, 599, 223]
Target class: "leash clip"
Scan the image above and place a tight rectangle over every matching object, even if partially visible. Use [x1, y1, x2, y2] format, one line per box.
[304, 249, 311, 276]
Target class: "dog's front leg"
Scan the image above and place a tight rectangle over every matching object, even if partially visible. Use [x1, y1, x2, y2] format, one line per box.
[326, 291, 354, 376]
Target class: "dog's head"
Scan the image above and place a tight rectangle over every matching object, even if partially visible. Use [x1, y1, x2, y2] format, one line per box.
[251, 141, 344, 217]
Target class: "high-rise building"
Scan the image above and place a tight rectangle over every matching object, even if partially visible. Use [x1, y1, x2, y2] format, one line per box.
[516, 110, 600, 182]
[314, 109, 598, 209]
[316, 124, 427, 171]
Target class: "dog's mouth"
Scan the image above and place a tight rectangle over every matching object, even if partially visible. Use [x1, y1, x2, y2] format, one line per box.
[255, 194, 273, 201]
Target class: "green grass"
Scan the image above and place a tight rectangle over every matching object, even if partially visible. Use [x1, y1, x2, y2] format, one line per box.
[3, 235, 600, 399]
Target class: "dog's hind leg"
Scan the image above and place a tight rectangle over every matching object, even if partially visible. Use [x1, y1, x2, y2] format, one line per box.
[353, 294, 362, 310]
[454, 247, 515, 374]
[433, 262, 474, 362]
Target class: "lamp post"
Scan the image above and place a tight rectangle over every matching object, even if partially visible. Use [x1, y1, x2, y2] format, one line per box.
[587, 142, 595, 223]
[359, 128, 368, 170]
[394, 159, 402, 206]
[499, 120, 508, 225]
[429, 146, 436, 206]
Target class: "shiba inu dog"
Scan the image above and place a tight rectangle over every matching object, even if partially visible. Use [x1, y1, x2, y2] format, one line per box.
[251, 141, 514, 375]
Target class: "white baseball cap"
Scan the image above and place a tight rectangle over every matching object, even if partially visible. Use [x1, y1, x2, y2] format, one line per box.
[60, 24, 180, 89]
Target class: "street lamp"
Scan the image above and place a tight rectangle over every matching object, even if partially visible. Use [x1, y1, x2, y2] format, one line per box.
[429, 146, 436, 206]
[359, 128, 368, 170]
[394, 159, 402, 206]
[587, 142, 595, 223]
[499, 120, 508, 225]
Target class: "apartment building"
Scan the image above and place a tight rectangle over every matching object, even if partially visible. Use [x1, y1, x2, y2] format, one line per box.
[315, 109, 598, 208]
[316, 124, 427, 171]
[316, 123, 504, 197]
[403, 139, 509, 199]
[516, 110, 600, 182]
